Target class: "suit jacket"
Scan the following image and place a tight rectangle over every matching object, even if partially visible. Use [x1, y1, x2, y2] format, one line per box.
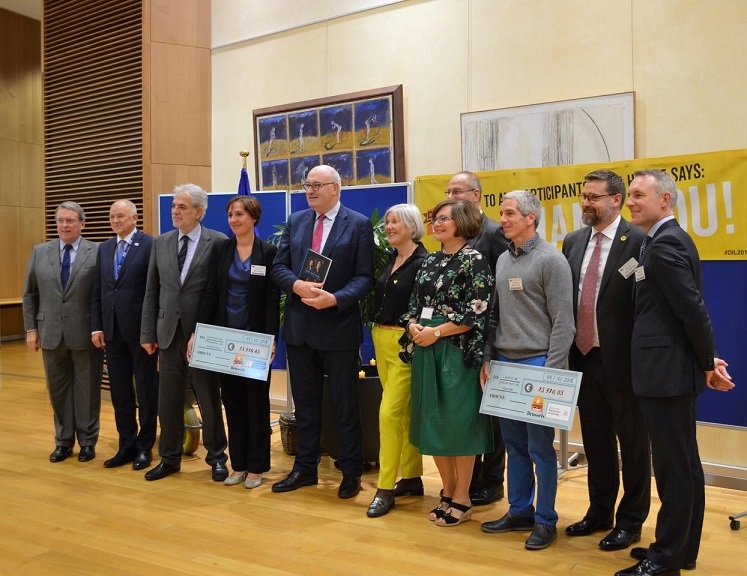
[140, 226, 227, 349]
[90, 230, 153, 342]
[213, 237, 280, 338]
[468, 213, 509, 274]
[631, 219, 715, 397]
[562, 218, 645, 389]
[270, 204, 374, 350]
[22, 238, 98, 350]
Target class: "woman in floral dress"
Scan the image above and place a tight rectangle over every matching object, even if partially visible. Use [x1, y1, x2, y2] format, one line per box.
[401, 197, 494, 527]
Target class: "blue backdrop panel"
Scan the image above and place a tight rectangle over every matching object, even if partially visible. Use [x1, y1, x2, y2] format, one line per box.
[697, 261, 747, 428]
[289, 183, 411, 364]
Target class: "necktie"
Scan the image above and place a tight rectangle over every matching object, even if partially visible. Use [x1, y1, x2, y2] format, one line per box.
[114, 239, 126, 280]
[178, 235, 189, 274]
[311, 213, 325, 253]
[61, 244, 72, 289]
[639, 236, 649, 261]
[575, 232, 603, 355]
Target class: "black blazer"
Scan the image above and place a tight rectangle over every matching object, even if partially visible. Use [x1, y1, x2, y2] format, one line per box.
[469, 213, 509, 274]
[214, 237, 280, 339]
[562, 218, 644, 389]
[91, 230, 153, 343]
[631, 219, 715, 397]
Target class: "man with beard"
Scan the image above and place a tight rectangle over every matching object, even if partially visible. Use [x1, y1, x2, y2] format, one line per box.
[561, 170, 650, 552]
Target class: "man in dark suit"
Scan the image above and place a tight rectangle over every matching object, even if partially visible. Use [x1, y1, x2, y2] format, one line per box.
[91, 200, 159, 471]
[23, 201, 102, 463]
[561, 170, 651, 552]
[140, 184, 229, 482]
[615, 169, 734, 576]
[443, 171, 509, 507]
[270, 164, 375, 499]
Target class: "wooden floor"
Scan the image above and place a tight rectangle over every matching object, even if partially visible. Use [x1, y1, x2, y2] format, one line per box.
[0, 340, 744, 576]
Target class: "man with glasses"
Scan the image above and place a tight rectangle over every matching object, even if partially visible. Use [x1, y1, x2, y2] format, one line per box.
[440, 171, 509, 508]
[561, 170, 651, 553]
[23, 201, 103, 463]
[271, 165, 375, 499]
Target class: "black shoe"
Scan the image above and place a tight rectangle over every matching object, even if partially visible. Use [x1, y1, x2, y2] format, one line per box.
[104, 450, 136, 468]
[614, 559, 680, 576]
[338, 475, 361, 499]
[271, 471, 318, 493]
[599, 527, 641, 551]
[481, 512, 535, 533]
[469, 484, 504, 506]
[630, 548, 695, 571]
[211, 461, 229, 482]
[49, 446, 73, 463]
[525, 523, 557, 550]
[144, 461, 181, 481]
[367, 489, 395, 517]
[393, 476, 424, 497]
[565, 516, 614, 536]
[78, 446, 96, 462]
[132, 450, 152, 471]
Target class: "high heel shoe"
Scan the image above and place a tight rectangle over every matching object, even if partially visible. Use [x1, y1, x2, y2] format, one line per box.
[436, 501, 472, 527]
[224, 471, 248, 486]
[428, 496, 452, 521]
[393, 476, 425, 497]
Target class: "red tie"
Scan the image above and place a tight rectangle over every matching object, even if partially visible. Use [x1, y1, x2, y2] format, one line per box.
[311, 213, 325, 252]
[575, 232, 603, 355]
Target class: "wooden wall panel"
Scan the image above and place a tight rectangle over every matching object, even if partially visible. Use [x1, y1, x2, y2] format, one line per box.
[151, 0, 210, 47]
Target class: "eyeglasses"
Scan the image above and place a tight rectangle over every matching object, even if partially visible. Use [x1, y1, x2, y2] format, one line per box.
[431, 215, 454, 225]
[445, 188, 475, 197]
[578, 193, 615, 204]
[302, 182, 335, 191]
[56, 218, 80, 225]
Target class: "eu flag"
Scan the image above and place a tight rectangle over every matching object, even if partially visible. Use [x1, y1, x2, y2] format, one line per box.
[238, 167, 252, 196]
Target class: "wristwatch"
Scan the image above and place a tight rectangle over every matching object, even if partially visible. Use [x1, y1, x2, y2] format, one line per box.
[433, 328, 441, 339]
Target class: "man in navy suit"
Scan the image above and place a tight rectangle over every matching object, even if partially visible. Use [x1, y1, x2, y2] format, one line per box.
[91, 200, 159, 471]
[271, 164, 375, 499]
[615, 170, 734, 576]
[562, 171, 650, 551]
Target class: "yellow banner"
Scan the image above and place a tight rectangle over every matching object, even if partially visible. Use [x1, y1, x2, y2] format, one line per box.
[414, 149, 747, 260]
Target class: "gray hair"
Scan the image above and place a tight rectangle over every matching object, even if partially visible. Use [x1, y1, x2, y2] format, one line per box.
[56, 201, 86, 222]
[313, 164, 342, 187]
[112, 199, 137, 216]
[633, 169, 678, 209]
[384, 203, 425, 241]
[503, 190, 541, 228]
[454, 171, 482, 193]
[173, 183, 208, 219]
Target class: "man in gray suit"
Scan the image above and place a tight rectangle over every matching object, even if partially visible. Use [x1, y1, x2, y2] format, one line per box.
[23, 201, 103, 463]
[140, 183, 228, 481]
[442, 171, 509, 507]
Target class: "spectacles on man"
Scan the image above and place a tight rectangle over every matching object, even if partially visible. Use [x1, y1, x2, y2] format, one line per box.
[431, 215, 454, 225]
[56, 218, 80, 225]
[445, 188, 475, 197]
[578, 193, 615, 204]
[302, 182, 335, 191]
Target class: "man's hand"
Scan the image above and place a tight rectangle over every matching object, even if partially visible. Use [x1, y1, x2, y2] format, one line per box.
[479, 361, 491, 391]
[186, 333, 195, 362]
[141, 342, 158, 355]
[293, 279, 324, 299]
[26, 330, 39, 352]
[91, 332, 106, 349]
[301, 287, 337, 310]
[707, 357, 735, 392]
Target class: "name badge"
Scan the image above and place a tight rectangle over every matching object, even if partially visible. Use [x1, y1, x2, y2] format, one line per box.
[618, 258, 638, 279]
[251, 265, 266, 276]
[420, 307, 434, 320]
[509, 278, 523, 291]
[635, 266, 646, 282]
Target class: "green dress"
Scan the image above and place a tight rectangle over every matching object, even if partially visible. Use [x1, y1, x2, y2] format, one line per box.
[403, 246, 494, 456]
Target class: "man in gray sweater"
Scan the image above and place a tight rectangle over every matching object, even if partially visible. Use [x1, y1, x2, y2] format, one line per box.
[479, 190, 575, 551]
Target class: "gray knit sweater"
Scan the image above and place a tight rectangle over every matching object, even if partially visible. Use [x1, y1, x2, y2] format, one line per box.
[484, 235, 575, 369]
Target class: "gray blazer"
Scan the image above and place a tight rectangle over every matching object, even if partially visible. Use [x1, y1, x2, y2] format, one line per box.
[140, 226, 226, 349]
[22, 238, 98, 350]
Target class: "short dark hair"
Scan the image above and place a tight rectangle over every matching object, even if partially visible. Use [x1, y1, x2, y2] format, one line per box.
[432, 197, 482, 239]
[226, 195, 262, 224]
[584, 170, 626, 202]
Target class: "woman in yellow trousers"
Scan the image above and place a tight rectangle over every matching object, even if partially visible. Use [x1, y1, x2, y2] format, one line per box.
[367, 204, 428, 518]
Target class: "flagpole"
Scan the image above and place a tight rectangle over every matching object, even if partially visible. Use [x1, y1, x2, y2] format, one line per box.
[239, 149, 249, 170]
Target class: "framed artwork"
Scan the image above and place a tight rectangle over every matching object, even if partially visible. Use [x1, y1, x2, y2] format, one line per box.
[461, 92, 635, 171]
[254, 85, 405, 189]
